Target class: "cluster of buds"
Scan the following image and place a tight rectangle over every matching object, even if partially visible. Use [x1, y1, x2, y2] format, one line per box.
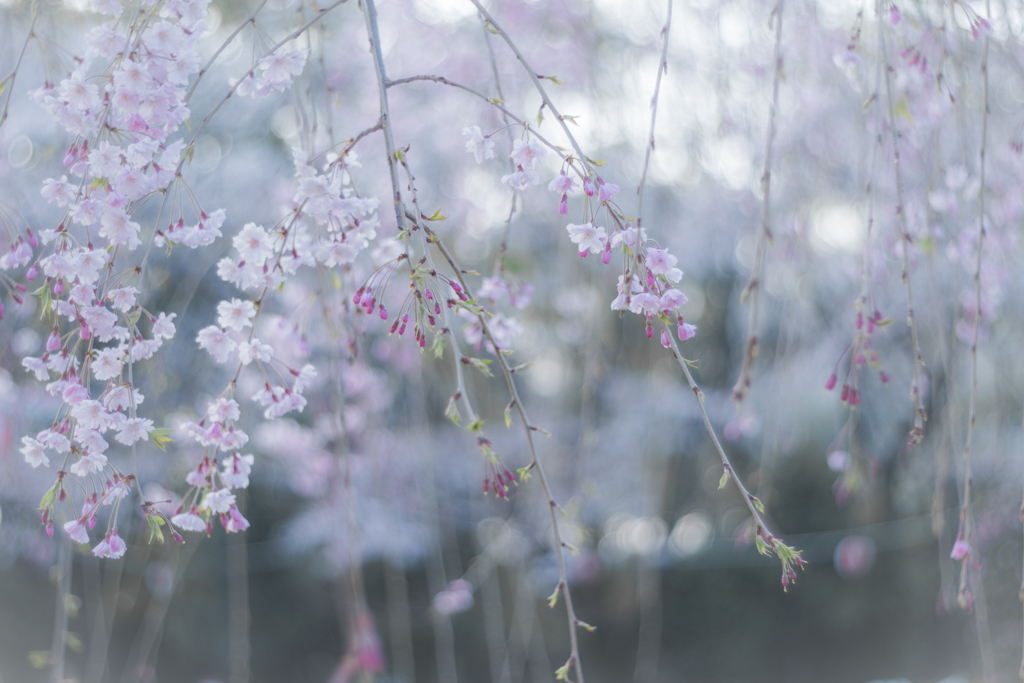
[825, 297, 891, 407]
[755, 526, 807, 591]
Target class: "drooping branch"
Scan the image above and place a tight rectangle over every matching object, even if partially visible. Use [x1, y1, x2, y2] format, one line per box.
[732, 0, 784, 405]
[636, 0, 673, 229]
[958, 0, 990, 612]
[360, 2, 588, 679]
[878, 7, 928, 446]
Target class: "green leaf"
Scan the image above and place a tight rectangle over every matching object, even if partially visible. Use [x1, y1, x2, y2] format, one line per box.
[445, 396, 461, 426]
[66, 632, 84, 653]
[718, 470, 729, 490]
[38, 482, 59, 510]
[147, 515, 165, 545]
[487, 97, 504, 105]
[468, 357, 493, 377]
[504, 401, 514, 428]
[468, 418, 485, 434]
[547, 584, 560, 609]
[149, 428, 174, 452]
[394, 148, 404, 161]
[28, 651, 50, 669]
[38, 285, 52, 320]
[542, 75, 564, 86]
[424, 208, 447, 221]
[561, 114, 580, 126]
[555, 662, 570, 681]
[430, 333, 447, 359]
[750, 496, 765, 514]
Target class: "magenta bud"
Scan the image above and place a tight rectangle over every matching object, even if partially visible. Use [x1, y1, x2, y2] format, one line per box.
[849, 389, 860, 406]
[26, 264, 38, 281]
[840, 385, 850, 402]
[579, 249, 588, 258]
[53, 279, 64, 295]
[27, 229, 38, 248]
[379, 306, 388, 321]
[601, 247, 611, 265]
[46, 520, 54, 538]
[660, 327, 670, 348]
[879, 371, 889, 384]
[559, 195, 568, 215]
[80, 322, 91, 340]
[825, 373, 837, 391]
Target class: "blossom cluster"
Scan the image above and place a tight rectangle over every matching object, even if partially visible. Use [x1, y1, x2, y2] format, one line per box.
[6, 0, 226, 557]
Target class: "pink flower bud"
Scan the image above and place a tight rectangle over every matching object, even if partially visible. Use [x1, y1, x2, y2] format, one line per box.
[579, 249, 588, 258]
[559, 195, 568, 215]
[46, 328, 61, 352]
[53, 279, 64, 295]
[825, 373, 837, 391]
[879, 371, 889, 384]
[27, 229, 38, 248]
[849, 389, 860, 406]
[601, 245, 611, 265]
[840, 385, 849, 402]
[660, 327, 671, 348]
[951, 536, 970, 560]
[26, 264, 38, 281]
[583, 178, 596, 196]
[379, 306, 388, 321]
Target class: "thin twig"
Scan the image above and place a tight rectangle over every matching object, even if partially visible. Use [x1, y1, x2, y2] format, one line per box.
[427, 228, 588, 683]
[479, 14, 518, 274]
[878, 7, 928, 445]
[183, 0, 272, 104]
[732, 0, 784, 405]
[636, 0, 672, 229]
[468, 0, 595, 176]
[386, 74, 575, 171]
[959, 0, 990, 610]
[0, 0, 39, 128]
